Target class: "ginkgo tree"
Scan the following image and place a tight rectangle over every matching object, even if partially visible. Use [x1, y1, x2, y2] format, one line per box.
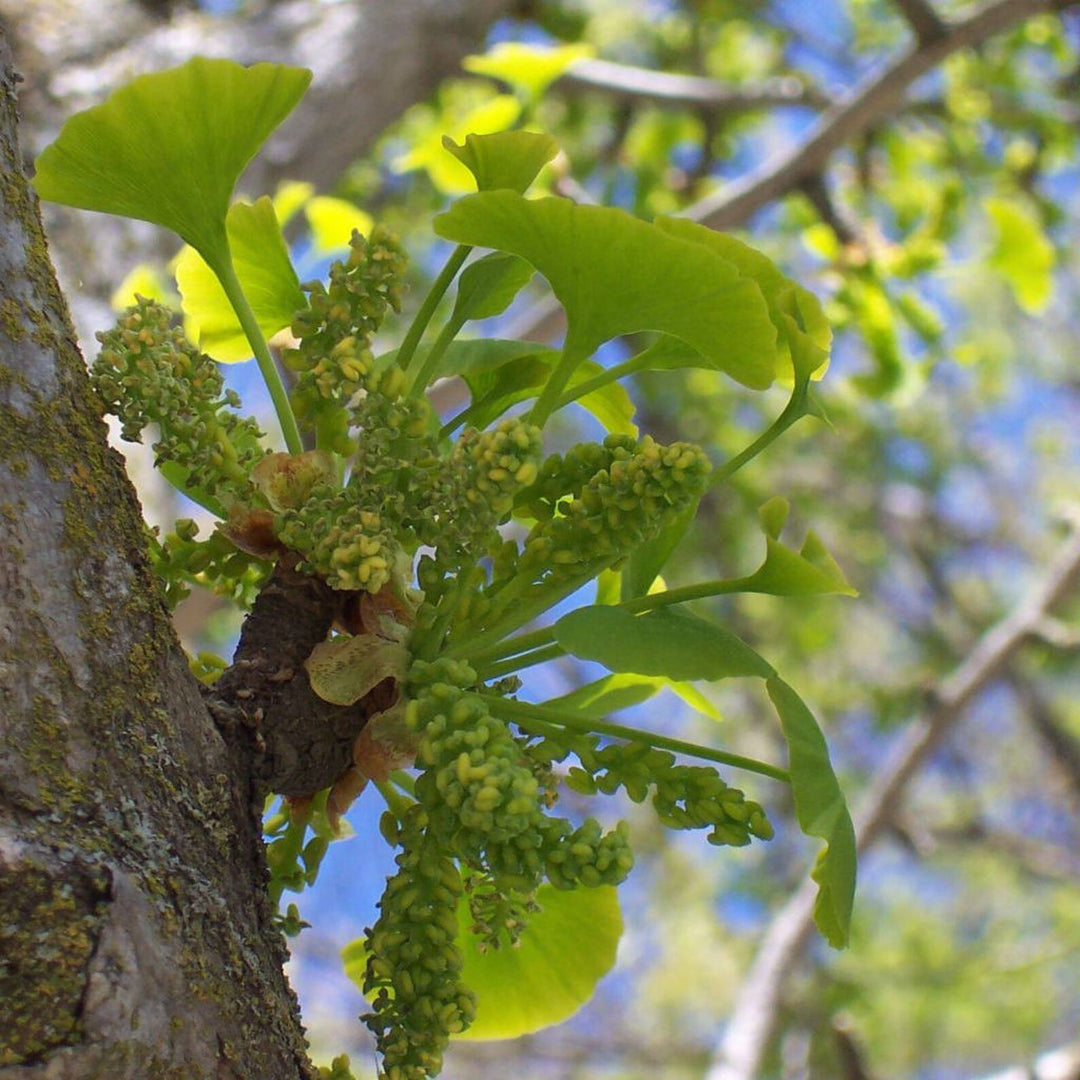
[33, 56, 857, 1080]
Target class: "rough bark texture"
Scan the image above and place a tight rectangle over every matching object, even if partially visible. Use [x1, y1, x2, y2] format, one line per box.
[0, 35, 314, 1077]
[208, 561, 370, 798]
[0, 0, 518, 346]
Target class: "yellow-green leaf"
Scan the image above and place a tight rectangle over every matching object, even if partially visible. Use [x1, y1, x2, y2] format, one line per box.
[34, 57, 311, 274]
[985, 196, 1055, 314]
[176, 197, 304, 362]
[463, 42, 593, 102]
[443, 131, 560, 194]
[304, 196, 373, 254]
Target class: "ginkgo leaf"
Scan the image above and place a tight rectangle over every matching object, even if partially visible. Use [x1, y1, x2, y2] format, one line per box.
[463, 42, 594, 101]
[656, 216, 831, 381]
[395, 95, 522, 195]
[176, 197, 304, 362]
[305, 196, 373, 254]
[442, 131, 560, 194]
[766, 677, 856, 948]
[450, 253, 535, 325]
[985, 196, 1055, 314]
[435, 192, 778, 389]
[341, 885, 621, 1042]
[34, 57, 311, 274]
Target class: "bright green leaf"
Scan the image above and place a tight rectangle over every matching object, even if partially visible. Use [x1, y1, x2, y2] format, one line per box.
[395, 95, 522, 195]
[666, 680, 723, 721]
[176, 197, 304, 362]
[451, 253, 535, 325]
[272, 180, 315, 227]
[463, 42, 594, 101]
[656, 217, 831, 381]
[455, 884, 621, 1040]
[985, 196, 1055, 314]
[546, 673, 664, 717]
[765, 677, 856, 948]
[442, 131, 560, 194]
[759, 496, 789, 540]
[34, 57, 311, 273]
[341, 884, 621, 1042]
[109, 262, 177, 312]
[435, 192, 778, 389]
[304, 196, 373, 254]
[555, 606, 773, 682]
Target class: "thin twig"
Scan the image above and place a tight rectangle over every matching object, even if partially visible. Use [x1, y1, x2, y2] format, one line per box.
[891, 0, 949, 45]
[705, 525, 1080, 1080]
[558, 58, 833, 113]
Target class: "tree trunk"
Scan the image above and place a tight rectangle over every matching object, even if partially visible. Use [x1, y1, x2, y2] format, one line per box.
[0, 33, 315, 1078]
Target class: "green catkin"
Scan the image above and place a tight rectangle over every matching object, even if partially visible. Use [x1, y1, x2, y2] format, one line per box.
[92, 297, 266, 502]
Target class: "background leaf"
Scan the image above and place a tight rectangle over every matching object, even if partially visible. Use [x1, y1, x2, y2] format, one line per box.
[176, 197, 304, 362]
[463, 42, 594, 102]
[435, 192, 779, 388]
[34, 57, 311, 271]
[985, 196, 1055, 314]
[304, 196, 373, 254]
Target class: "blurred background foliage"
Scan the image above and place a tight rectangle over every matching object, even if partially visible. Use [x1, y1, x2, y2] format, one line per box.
[25, 0, 1080, 1076]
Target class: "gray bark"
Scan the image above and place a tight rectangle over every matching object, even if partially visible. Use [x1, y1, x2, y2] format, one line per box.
[0, 32, 315, 1077]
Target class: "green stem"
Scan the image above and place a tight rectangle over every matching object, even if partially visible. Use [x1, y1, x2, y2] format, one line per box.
[389, 770, 416, 796]
[479, 642, 565, 680]
[470, 624, 557, 668]
[217, 255, 303, 455]
[528, 340, 589, 427]
[396, 244, 472, 375]
[408, 313, 464, 400]
[709, 382, 807, 490]
[482, 695, 790, 783]
[551, 350, 654, 410]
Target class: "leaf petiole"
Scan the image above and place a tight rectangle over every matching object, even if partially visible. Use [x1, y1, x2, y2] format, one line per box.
[217, 254, 303, 455]
[481, 694, 790, 783]
[396, 243, 472, 377]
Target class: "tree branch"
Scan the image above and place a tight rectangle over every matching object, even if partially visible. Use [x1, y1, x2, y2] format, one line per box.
[890, 0, 949, 45]
[705, 524, 1080, 1080]
[558, 57, 832, 113]
[509, 0, 1076, 344]
[694, 0, 1078, 231]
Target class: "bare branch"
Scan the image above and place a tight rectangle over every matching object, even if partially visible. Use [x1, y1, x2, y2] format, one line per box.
[510, 0, 1075, 343]
[694, 0, 1077, 231]
[558, 57, 832, 113]
[891, 0, 949, 45]
[705, 525, 1080, 1080]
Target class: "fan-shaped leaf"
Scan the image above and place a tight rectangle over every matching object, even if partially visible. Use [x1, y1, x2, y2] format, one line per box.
[435, 192, 778, 389]
[34, 57, 311, 272]
[176, 197, 304, 362]
[443, 131, 560, 194]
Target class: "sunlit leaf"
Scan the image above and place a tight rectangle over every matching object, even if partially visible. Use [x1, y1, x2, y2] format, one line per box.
[272, 180, 315, 227]
[341, 884, 621, 1042]
[555, 606, 772, 682]
[109, 262, 177, 312]
[656, 217, 831, 381]
[546, 673, 664, 717]
[443, 131, 560, 194]
[176, 197, 304, 362]
[395, 95, 522, 195]
[435, 192, 778, 388]
[455, 884, 621, 1040]
[985, 196, 1055, 314]
[451, 253, 535, 325]
[304, 196, 373, 254]
[463, 42, 594, 101]
[765, 677, 856, 948]
[34, 57, 311, 273]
